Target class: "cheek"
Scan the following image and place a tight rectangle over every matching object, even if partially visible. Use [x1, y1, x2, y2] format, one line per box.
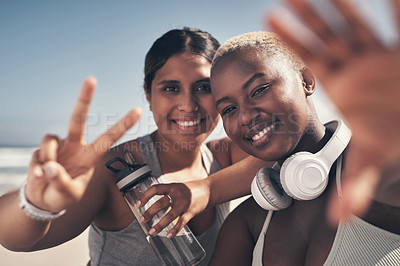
[223, 117, 241, 141]
[150, 97, 170, 123]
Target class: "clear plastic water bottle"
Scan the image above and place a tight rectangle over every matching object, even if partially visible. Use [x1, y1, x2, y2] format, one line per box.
[105, 156, 206, 266]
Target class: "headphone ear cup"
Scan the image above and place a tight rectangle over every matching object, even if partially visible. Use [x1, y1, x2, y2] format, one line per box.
[280, 152, 329, 201]
[251, 167, 293, 211]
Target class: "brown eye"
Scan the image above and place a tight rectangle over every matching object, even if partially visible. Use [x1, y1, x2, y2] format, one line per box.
[251, 84, 270, 98]
[195, 84, 211, 93]
[222, 106, 237, 116]
[164, 85, 179, 92]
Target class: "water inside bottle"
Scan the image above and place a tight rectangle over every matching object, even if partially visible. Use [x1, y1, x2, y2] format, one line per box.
[127, 196, 205, 265]
[122, 151, 205, 265]
[146, 234, 205, 266]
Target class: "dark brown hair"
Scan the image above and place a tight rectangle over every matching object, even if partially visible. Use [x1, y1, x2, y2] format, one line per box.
[144, 27, 220, 94]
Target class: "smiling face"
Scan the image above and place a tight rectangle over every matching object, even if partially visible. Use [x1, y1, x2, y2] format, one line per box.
[211, 49, 313, 161]
[146, 52, 220, 148]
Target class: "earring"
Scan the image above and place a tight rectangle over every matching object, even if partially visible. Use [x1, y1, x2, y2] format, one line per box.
[194, 105, 199, 111]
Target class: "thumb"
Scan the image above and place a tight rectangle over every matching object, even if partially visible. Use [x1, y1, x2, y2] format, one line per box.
[42, 161, 83, 200]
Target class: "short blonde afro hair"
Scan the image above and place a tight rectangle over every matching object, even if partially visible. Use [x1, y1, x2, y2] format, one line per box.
[212, 31, 304, 72]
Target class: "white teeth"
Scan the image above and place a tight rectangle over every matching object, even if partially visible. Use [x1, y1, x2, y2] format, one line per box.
[251, 123, 275, 141]
[176, 120, 201, 127]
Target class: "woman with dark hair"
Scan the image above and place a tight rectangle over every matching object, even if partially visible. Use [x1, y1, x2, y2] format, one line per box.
[0, 27, 256, 265]
[136, 1, 400, 264]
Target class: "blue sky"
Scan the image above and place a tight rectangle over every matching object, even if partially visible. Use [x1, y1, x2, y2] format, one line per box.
[0, 0, 395, 147]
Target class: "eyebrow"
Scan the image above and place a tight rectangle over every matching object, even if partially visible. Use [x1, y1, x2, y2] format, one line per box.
[157, 80, 180, 85]
[195, 78, 211, 84]
[215, 96, 229, 108]
[242, 73, 267, 90]
[215, 73, 267, 108]
[157, 78, 210, 86]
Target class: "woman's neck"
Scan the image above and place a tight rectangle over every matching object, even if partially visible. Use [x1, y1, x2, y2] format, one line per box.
[151, 131, 204, 174]
[278, 119, 327, 165]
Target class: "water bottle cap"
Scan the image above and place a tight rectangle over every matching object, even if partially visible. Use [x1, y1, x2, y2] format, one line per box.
[105, 157, 152, 191]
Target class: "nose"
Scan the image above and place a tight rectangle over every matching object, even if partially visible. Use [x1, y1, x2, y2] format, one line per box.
[239, 103, 260, 128]
[178, 92, 199, 113]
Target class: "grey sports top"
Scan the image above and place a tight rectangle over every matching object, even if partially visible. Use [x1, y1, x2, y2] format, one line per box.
[89, 134, 230, 266]
[252, 160, 400, 266]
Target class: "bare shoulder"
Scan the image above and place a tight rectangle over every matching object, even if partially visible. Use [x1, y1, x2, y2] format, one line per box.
[92, 139, 143, 186]
[90, 139, 142, 229]
[219, 197, 269, 246]
[210, 197, 268, 265]
[231, 197, 269, 239]
[108, 139, 144, 164]
[207, 137, 248, 167]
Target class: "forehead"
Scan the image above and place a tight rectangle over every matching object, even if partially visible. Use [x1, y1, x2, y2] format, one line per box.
[217, 48, 291, 75]
[154, 52, 211, 82]
[211, 50, 291, 89]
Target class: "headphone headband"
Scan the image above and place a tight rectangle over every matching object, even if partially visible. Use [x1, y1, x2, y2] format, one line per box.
[315, 120, 352, 167]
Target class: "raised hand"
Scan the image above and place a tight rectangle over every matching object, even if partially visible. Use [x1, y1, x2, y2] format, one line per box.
[268, 0, 400, 222]
[25, 77, 142, 213]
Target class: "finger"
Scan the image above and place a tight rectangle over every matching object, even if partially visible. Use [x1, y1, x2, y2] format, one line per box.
[141, 195, 172, 223]
[267, 10, 315, 61]
[28, 149, 44, 180]
[285, 0, 348, 58]
[330, 0, 383, 50]
[67, 77, 97, 142]
[90, 107, 142, 160]
[327, 143, 382, 224]
[38, 134, 60, 163]
[165, 213, 193, 239]
[42, 161, 86, 207]
[328, 165, 380, 225]
[267, 11, 336, 79]
[137, 183, 171, 207]
[148, 207, 182, 236]
[392, 0, 400, 39]
[26, 160, 74, 212]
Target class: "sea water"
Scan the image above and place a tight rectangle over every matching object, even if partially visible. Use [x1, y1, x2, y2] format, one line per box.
[0, 147, 36, 196]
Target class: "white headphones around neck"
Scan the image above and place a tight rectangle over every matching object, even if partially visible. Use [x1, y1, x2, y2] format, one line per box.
[251, 120, 351, 211]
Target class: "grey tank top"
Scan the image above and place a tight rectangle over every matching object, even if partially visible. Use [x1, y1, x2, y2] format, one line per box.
[89, 134, 230, 266]
[252, 158, 400, 266]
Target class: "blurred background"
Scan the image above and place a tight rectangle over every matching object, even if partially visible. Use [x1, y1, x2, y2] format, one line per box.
[0, 0, 396, 265]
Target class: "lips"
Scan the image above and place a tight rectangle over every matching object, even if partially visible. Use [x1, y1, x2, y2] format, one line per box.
[172, 118, 206, 132]
[175, 119, 201, 127]
[246, 120, 278, 144]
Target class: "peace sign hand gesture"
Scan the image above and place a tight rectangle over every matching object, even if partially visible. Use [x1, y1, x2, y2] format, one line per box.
[25, 77, 142, 214]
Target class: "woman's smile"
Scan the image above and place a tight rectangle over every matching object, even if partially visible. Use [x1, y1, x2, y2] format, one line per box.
[246, 120, 278, 147]
[172, 117, 206, 133]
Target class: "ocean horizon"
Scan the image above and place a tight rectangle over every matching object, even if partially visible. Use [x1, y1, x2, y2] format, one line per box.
[0, 147, 36, 196]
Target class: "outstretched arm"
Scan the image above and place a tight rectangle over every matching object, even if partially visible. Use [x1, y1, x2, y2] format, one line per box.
[138, 154, 269, 238]
[268, 0, 400, 223]
[0, 77, 141, 250]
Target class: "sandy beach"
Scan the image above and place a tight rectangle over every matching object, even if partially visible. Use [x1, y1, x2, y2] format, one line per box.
[0, 229, 89, 266]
